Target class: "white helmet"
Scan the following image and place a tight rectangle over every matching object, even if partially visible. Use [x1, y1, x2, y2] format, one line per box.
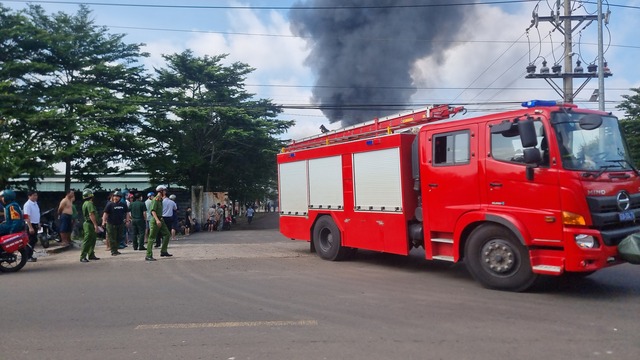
[169, 194, 176, 200]
[156, 185, 167, 192]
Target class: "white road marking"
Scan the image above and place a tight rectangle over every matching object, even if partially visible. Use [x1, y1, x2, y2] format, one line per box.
[135, 319, 318, 330]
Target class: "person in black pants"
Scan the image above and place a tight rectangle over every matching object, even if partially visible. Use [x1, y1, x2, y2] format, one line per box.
[23, 191, 41, 262]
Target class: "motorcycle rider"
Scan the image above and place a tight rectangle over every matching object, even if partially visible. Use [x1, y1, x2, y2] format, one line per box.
[0, 189, 25, 236]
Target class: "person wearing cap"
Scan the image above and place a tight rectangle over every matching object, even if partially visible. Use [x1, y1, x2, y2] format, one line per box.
[145, 185, 172, 261]
[102, 190, 130, 256]
[162, 193, 177, 242]
[80, 189, 101, 263]
[0, 189, 25, 236]
[129, 192, 147, 251]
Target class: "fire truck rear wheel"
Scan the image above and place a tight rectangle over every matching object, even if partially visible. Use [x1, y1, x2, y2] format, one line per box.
[313, 216, 350, 261]
[465, 224, 537, 292]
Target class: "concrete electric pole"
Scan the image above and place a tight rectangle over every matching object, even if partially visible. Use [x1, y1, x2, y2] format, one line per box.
[525, 0, 611, 109]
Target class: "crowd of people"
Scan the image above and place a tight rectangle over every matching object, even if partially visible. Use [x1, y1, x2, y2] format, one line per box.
[0, 185, 196, 263]
[0, 186, 268, 264]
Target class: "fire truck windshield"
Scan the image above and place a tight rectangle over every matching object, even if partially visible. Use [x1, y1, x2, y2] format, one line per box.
[551, 112, 633, 173]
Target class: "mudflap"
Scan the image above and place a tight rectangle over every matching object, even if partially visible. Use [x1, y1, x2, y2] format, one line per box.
[618, 233, 640, 265]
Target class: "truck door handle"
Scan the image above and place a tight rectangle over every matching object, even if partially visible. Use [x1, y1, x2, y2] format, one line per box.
[428, 183, 438, 188]
[489, 182, 503, 187]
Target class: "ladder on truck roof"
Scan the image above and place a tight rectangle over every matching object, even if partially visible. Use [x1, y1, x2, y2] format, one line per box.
[284, 104, 465, 152]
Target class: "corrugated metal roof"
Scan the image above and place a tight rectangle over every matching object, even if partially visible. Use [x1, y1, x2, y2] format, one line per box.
[13, 173, 154, 192]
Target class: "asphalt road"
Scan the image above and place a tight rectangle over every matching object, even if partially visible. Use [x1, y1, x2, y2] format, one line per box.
[1, 212, 639, 360]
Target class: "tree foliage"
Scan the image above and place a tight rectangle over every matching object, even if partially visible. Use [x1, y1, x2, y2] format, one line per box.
[617, 88, 640, 164]
[1, 5, 293, 200]
[143, 50, 293, 201]
[1, 4, 148, 190]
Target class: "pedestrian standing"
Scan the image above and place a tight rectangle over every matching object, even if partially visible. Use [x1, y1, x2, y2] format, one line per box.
[216, 203, 224, 231]
[169, 194, 178, 241]
[23, 190, 41, 262]
[145, 185, 172, 261]
[102, 191, 129, 256]
[144, 192, 154, 246]
[246, 206, 255, 225]
[80, 189, 101, 263]
[162, 193, 177, 240]
[129, 193, 147, 251]
[57, 190, 75, 246]
[185, 207, 193, 236]
[207, 204, 216, 232]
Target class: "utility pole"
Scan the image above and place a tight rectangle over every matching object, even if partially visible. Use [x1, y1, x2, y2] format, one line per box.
[562, 0, 573, 103]
[525, 1, 611, 107]
[597, 0, 605, 110]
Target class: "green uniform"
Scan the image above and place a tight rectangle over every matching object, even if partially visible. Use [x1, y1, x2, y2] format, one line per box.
[129, 199, 147, 249]
[81, 200, 98, 260]
[146, 195, 170, 257]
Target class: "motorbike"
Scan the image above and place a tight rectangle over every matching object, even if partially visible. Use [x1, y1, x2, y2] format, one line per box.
[0, 231, 29, 273]
[37, 208, 61, 249]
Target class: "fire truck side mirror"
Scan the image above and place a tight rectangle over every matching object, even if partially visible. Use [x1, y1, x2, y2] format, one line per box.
[518, 119, 538, 148]
[523, 148, 542, 165]
[524, 148, 542, 181]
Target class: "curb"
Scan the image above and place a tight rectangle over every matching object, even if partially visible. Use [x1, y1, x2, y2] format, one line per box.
[44, 241, 77, 254]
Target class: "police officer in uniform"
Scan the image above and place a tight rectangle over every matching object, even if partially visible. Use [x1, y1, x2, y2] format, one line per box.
[145, 185, 172, 261]
[80, 189, 101, 263]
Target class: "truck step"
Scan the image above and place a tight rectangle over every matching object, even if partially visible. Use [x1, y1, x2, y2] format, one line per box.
[532, 265, 563, 274]
[432, 255, 454, 262]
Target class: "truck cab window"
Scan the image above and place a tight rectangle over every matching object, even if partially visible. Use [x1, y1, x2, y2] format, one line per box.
[433, 131, 470, 165]
[491, 120, 548, 167]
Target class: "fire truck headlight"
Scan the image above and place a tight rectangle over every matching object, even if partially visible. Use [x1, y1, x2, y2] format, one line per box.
[575, 234, 598, 249]
[562, 211, 586, 226]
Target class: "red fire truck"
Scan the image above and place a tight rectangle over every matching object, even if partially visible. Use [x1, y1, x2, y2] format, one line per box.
[277, 101, 640, 291]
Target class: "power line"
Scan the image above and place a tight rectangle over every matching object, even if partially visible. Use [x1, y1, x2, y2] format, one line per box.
[104, 25, 640, 50]
[2, 0, 540, 10]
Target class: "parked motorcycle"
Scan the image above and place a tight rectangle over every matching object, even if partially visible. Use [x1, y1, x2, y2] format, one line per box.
[38, 208, 60, 249]
[0, 231, 29, 272]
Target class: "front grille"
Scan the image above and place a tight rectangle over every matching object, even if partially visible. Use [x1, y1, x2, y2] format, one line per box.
[587, 194, 640, 246]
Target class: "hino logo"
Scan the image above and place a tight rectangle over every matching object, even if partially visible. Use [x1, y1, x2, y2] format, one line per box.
[588, 189, 606, 195]
[617, 191, 631, 211]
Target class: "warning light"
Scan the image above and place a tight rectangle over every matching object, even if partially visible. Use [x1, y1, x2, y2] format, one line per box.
[521, 100, 557, 108]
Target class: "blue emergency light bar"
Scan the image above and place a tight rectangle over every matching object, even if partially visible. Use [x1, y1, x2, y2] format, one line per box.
[521, 100, 558, 108]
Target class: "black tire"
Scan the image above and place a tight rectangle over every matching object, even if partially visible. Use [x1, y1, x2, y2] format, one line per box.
[464, 225, 537, 292]
[312, 216, 350, 261]
[0, 247, 28, 273]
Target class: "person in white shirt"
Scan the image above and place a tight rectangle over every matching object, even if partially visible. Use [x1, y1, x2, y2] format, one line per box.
[23, 190, 41, 262]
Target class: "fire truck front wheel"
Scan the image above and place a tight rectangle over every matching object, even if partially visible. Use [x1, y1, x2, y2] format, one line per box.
[465, 225, 537, 292]
[313, 216, 350, 261]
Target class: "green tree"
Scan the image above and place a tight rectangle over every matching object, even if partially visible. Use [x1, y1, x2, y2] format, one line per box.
[0, 5, 54, 188]
[144, 50, 293, 200]
[3, 5, 149, 191]
[618, 87, 640, 164]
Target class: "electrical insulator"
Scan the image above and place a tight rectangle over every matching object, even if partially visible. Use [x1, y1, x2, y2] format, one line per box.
[575, 60, 584, 73]
[540, 61, 550, 74]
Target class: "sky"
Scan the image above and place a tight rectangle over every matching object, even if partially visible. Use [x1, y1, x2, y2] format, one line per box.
[2, 0, 640, 141]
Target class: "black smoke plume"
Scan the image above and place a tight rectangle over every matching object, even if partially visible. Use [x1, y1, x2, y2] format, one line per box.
[290, 0, 469, 126]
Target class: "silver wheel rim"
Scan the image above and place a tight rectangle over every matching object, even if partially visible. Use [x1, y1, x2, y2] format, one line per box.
[480, 239, 520, 277]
